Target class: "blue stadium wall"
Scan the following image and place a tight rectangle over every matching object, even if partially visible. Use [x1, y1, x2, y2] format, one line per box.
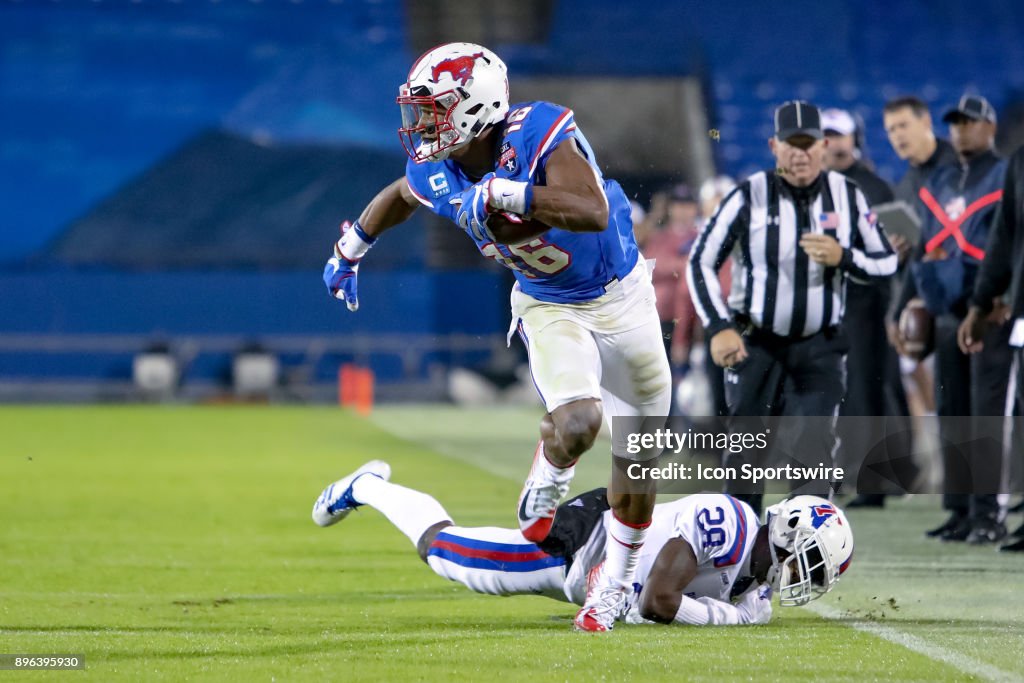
[0, 269, 508, 386]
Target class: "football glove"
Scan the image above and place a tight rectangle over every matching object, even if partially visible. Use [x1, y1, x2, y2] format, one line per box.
[323, 257, 359, 311]
[450, 173, 497, 243]
[324, 220, 375, 311]
[735, 583, 773, 625]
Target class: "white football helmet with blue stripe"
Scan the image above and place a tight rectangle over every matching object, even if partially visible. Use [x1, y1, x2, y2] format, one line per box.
[765, 495, 854, 606]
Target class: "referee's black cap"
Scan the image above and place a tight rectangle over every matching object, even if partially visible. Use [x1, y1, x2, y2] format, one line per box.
[941, 94, 996, 124]
[774, 100, 823, 140]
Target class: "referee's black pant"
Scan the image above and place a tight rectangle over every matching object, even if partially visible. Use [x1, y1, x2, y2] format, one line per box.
[934, 314, 1013, 521]
[839, 281, 916, 494]
[723, 326, 848, 515]
[1015, 345, 1024, 446]
[1017, 347, 1024, 414]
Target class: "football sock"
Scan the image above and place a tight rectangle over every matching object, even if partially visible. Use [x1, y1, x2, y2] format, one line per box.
[603, 512, 650, 587]
[350, 475, 452, 548]
[539, 440, 577, 477]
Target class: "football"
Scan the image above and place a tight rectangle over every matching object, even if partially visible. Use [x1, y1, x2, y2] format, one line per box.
[487, 211, 550, 244]
[898, 298, 934, 360]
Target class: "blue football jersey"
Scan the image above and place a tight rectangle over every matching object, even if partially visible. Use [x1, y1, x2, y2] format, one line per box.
[404, 101, 638, 303]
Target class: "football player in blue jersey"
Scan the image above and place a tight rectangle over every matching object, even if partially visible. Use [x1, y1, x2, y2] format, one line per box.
[322, 43, 672, 631]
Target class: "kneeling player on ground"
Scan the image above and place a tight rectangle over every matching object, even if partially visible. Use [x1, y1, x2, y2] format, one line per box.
[311, 461, 854, 628]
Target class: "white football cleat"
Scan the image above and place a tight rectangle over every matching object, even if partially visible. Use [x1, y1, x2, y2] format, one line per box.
[573, 563, 632, 633]
[311, 460, 391, 527]
[517, 441, 574, 543]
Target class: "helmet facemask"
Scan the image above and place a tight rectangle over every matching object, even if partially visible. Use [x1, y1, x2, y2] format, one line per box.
[775, 529, 837, 606]
[397, 87, 463, 162]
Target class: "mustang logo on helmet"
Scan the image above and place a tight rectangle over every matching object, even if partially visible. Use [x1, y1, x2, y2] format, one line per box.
[431, 52, 486, 86]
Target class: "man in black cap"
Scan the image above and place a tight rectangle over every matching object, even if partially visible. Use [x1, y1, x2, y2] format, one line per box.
[687, 100, 898, 514]
[892, 94, 1013, 544]
[823, 108, 917, 507]
[882, 97, 954, 434]
[883, 96, 959, 213]
[959, 143, 1024, 552]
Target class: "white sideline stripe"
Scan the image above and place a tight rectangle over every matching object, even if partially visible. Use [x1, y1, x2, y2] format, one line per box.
[808, 603, 1019, 683]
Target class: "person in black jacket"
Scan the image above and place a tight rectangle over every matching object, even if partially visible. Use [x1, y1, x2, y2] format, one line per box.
[882, 96, 952, 454]
[892, 95, 1013, 544]
[824, 108, 916, 507]
[883, 96, 959, 214]
[959, 144, 1024, 552]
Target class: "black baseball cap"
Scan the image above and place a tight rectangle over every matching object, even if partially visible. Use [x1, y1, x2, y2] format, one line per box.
[942, 94, 996, 124]
[774, 100, 823, 140]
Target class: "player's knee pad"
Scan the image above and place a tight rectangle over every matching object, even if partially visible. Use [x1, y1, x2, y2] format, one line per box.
[644, 378, 673, 418]
[417, 521, 453, 563]
[635, 360, 673, 409]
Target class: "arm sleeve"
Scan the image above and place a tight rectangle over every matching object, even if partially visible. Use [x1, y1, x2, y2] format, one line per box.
[839, 186, 898, 279]
[674, 588, 772, 626]
[971, 155, 1019, 312]
[674, 595, 743, 626]
[686, 187, 748, 338]
[891, 242, 923, 322]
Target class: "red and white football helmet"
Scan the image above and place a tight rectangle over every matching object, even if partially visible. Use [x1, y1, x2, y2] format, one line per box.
[397, 42, 509, 163]
[765, 495, 854, 606]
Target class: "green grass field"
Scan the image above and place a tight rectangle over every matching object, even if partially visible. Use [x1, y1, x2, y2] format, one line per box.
[2, 405, 1023, 681]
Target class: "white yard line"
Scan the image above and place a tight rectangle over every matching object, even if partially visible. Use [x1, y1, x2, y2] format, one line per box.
[808, 603, 1020, 683]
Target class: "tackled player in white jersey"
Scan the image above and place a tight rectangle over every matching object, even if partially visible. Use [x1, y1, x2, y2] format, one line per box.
[312, 462, 855, 627]
[321, 42, 672, 630]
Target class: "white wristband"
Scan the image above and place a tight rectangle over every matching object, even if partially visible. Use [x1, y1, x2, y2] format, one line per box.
[335, 222, 375, 261]
[487, 178, 530, 215]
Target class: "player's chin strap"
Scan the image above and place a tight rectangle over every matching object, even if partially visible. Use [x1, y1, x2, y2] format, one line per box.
[766, 542, 781, 591]
[765, 512, 782, 591]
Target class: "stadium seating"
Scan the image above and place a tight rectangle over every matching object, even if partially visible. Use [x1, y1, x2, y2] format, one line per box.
[690, 0, 1024, 181]
[5, 0, 1023, 261]
[0, 1, 412, 263]
[3, 0, 1024, 397]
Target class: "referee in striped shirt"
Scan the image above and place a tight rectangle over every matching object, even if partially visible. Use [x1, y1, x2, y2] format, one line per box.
[686, 101, 898, 513]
